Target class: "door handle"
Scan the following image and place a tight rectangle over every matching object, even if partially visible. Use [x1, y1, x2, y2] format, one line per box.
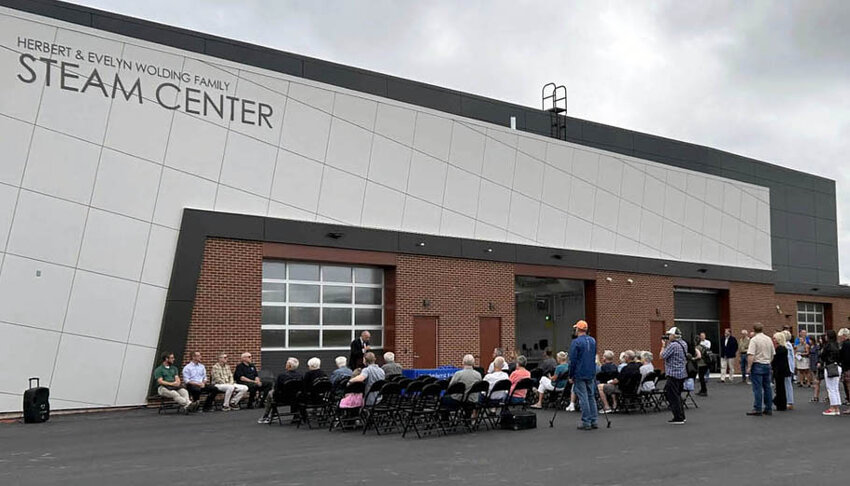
[414, 354, 420, 358]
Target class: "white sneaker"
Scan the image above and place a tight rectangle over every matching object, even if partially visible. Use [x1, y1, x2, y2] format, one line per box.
[565, 403, 576, 412]
[257, 416, 271, 424]
[222, 406, 231, 411]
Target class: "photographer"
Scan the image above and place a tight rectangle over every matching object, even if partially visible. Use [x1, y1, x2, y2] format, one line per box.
[660, 327, 688, 425]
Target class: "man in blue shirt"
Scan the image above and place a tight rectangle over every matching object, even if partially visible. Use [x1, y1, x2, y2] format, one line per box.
[569, 320, 598, 430]
[183, 352, 220, 412]
[660, 327, 688, 424]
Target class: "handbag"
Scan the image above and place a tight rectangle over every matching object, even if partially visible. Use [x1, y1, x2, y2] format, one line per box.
[826, 363, 840, 378]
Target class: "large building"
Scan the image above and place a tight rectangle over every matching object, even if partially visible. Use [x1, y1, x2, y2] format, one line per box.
[0, 0, 847, 412]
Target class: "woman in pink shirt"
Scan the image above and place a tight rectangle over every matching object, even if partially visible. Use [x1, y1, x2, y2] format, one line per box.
[509, 355, 531, 404]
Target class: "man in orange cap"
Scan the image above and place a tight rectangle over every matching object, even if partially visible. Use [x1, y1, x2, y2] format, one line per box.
[568, 320, 599, 430]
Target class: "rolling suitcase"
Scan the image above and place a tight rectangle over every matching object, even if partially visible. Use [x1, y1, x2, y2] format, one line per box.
[23, 377, 50, 423]
[500, 410, 536, 430]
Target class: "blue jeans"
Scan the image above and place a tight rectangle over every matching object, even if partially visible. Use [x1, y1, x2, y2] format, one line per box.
[784, 376, 794, 405]
[573, 378, 598, 426]
[740, 355, 748, 381]
[750, 363, 772, 412]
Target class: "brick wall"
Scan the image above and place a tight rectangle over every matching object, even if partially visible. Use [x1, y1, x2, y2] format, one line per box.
[594, 271, 674, 358]
[177, 238, 850, 374]
[775, 292, 850, 334]
[183, 238, 263, 370]
[727, 282, 779, 337]
[394, 255, 515, 368]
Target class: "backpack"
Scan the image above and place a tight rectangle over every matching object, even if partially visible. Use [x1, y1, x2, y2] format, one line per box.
[701, 347, 714, 367]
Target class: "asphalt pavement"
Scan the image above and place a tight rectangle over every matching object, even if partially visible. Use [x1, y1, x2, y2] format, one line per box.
[1, 381, 847, 485]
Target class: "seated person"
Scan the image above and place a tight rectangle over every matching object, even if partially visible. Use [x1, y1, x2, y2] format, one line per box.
[182, 351, 220, 412]
[538, 349, 557, 376]
[599, 350, 618, 377]
[531, 351, 569, 409]
[154, 352, 198, 413]
[329, 356, 353, 385]
[211, 352, 249, 411]
[639, 352, 656, 392]
[483, 357, 510, 402]
[381, 352, 403, 377]
[487, 348, 509, 373]
[442, 354, 483, 409]
[234, 352, 272, 409]
[508, 355, 531, 404]
[258, 357, 303, 424]
[339, 369, 364, 409]
[597, 350, 642, 412]
[349, 352, 385, 405]
[302, 357, 327, 392]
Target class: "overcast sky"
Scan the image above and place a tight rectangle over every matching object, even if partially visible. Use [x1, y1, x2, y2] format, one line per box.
[70, 0, 850, 282]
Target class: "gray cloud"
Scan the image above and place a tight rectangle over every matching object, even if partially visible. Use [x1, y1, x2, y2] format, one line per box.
[69, 0, 850, 281]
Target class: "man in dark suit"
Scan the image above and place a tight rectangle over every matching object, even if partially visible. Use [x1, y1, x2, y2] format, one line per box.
[719, 328, 738, 383]
[349, 331, 371, 371]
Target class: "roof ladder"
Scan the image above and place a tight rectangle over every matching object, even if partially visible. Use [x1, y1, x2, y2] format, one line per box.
[542, 83, 567, 141]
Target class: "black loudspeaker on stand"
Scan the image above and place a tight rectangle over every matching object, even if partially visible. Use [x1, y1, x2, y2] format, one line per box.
[23, 377, 50, 423]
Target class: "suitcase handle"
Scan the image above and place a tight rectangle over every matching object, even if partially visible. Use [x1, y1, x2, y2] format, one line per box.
[29, 377, 39, 388]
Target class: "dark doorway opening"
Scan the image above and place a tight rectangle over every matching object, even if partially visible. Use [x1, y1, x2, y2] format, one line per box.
[515, 276, 585, 368]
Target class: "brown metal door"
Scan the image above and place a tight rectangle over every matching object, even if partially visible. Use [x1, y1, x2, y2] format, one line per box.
[413, 316, 438, 368]
[478, 317, 501, 367]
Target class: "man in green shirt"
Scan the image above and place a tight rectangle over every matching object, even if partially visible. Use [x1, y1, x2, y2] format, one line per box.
[154, 352, 198, 412]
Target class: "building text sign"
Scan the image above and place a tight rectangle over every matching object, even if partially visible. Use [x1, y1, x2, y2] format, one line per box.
[15, 37, 275, 128]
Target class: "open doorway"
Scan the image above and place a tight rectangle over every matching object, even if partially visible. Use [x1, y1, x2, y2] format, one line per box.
[515, 276, 585, 368]
[674, 287, 721, 371]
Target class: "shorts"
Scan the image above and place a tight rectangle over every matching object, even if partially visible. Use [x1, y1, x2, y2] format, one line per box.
[602, 383, 619, 395]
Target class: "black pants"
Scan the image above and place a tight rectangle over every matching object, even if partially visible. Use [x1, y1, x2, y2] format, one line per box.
[698, 365, 709, 394]
[186, 383, 219, 410]
[665, 377, 685, 421]
[245, 381, 272, 406]
[773, 374, 787, 411]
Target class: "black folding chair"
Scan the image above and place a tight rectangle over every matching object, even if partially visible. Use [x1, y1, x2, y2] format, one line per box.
[542, 371, 571, 409]
[612, 372, 645, 414]
[651, 374, 668, 412]
[328, 381, 365, 432]
[530, 368, 544, 387]
[461, 380, 489, 432]
[268, 379, 302, 426]
[362, 382, 403, 435]
[297, 378, 333, 429]
[363, 379, 386, 407]
[477, 379, 511, 430]
[401, 384, 443, 439]
[637, 371, 659, 411]
[440, 382, 468, 433]
[503, 377, 535, 412]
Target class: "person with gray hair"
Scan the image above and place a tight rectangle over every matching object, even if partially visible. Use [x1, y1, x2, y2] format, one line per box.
[487, 347, 509, 373]
[443, 354, 483, 407]
[484, 356, 509, 400]
[258, 357, 303, 424]
[302, 357, 327, 393]
[329, 356, 352, 385]
[211, 352, 248, 411]
[508, 355, 531, 404]
[381, 352, 403, 377]
[531, 351, 569, 408]
[639, 352, 655, 392]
